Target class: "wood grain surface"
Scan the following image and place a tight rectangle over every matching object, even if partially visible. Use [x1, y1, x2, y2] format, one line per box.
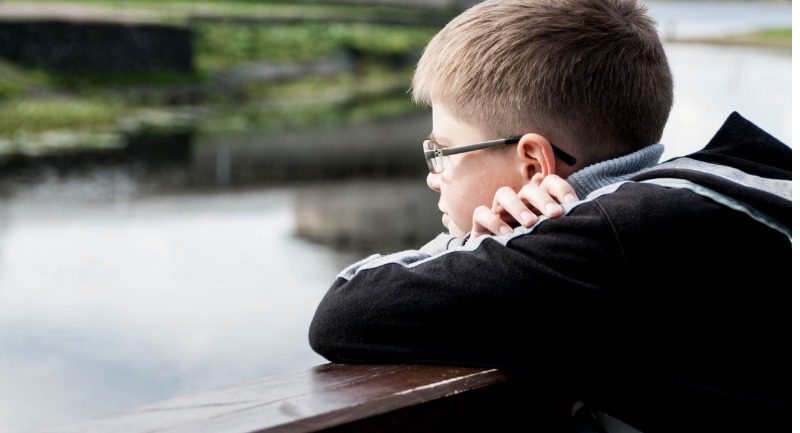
[41, 363, 518, 433]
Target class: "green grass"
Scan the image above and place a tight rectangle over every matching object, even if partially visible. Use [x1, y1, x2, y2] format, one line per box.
[0, 98, 127, 156]
[0, 99, 125, 135]
[200, 65, 420, 133]
[0, 61, 51, 99]
[673, 27, 791, 49]
[201, 93, 421, 134]
[241, 68, 407, 101]
[196, 23, 436, 70]
[732, 28, 791, 47]
[0, 63, 419, 140]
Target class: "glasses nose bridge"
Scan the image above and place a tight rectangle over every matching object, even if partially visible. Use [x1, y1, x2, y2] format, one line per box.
[423, 139, 446, 174]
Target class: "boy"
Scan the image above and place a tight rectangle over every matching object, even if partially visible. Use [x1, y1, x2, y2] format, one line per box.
[309, 0, 790, 431]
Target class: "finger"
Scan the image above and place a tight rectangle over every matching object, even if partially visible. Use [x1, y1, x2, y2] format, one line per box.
[519, 183, 564, 218]
[472, 205, 513, 237]
[539, 174, 578, 204]
[491, 186, 538, 227]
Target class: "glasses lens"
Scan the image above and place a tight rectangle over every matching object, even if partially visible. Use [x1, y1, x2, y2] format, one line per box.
[423, 140, 444, 173]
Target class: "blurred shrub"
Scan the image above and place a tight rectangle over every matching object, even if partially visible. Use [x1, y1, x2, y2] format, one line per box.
[0, 12, 438, 154]
[196, 23, 437, 70]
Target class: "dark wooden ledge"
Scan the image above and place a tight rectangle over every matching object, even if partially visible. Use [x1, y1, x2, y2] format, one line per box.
[41, 363, 531, 433]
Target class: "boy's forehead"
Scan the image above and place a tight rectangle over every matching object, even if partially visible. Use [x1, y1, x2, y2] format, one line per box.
[429, 129, 460, 146]
[431, 104, 489, 145]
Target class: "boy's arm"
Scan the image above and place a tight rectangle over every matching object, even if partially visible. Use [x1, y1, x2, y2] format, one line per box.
[308, 201, 623, 374]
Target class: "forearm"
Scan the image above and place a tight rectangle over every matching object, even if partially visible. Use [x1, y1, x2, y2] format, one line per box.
[309, 208, 622, 371]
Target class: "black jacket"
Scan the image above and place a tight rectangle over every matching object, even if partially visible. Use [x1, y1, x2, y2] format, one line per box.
[309, 113, 790, 432]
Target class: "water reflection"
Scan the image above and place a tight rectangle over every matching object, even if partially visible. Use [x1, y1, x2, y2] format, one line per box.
[193, 113, 431, 187]
[0, 188, 359, 432]
[295, 179, 440, 253]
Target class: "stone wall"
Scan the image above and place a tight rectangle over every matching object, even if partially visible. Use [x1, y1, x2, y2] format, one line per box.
[0, 20, 192, 72]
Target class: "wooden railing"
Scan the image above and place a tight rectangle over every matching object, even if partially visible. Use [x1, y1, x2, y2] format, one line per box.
[41, 363, 533, 433]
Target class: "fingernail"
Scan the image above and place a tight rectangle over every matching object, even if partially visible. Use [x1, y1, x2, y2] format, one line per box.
[564, 193, 578, 204]
[499, 226, 513, 235]
[545, 203, 561, 215]
[520, 211, 536, 225]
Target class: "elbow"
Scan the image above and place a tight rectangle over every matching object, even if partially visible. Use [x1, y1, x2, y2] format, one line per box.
[308, 277, 396, 364]
[308, 307, 336, 361]
[308, 295, 354, 363]
[308, 282, 382, 364]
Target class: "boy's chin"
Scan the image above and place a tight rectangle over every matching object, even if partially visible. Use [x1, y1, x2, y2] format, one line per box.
[443, 214, 468, 237]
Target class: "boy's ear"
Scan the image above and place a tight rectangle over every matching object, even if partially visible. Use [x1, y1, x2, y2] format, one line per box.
[516, 133, 557, 180]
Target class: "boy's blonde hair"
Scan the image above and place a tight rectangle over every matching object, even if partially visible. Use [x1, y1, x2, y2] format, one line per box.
[412, 0, 673, 165]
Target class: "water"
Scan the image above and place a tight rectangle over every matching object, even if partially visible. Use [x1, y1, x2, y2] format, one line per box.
[661, 43, 791, 160]
[646, 0, 791, 38]
[0, 187, 360, 432]
[0, 2, 791, 432]
[0, 175, 442, 433]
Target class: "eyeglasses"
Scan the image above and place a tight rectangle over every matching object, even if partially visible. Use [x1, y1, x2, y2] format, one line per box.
[422, 135, 577, 174]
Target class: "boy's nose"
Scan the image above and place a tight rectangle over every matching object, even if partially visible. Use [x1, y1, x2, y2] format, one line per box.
[426, 172, 441, 192]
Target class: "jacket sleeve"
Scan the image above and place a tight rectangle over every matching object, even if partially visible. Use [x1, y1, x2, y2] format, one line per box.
[308, 201, 625, 374]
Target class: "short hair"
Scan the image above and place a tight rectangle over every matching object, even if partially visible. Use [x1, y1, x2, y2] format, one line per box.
[412, 0, 673, 165]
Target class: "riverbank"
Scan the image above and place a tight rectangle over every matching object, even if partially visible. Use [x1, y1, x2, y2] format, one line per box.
[0, 1, 791, 164]
[0, 1, 444, 160]
[0, 1, 459, 26]
[668, 27, 791, 49]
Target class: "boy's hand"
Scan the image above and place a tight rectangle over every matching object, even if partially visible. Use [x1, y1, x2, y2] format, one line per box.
[471, 174, 578, 238]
